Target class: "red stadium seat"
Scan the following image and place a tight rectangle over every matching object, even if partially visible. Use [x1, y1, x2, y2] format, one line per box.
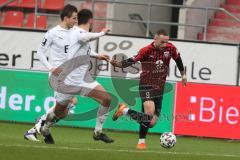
[0, 12, 2, 24]
[198, 32, 240, 43]
[207, 26, 240, 34]
[80, 1, 107, 32]
[0, 0, 18, 7]
[227, 0, 240, 6]
[2, 11, 24, 27]
[18, 0, 42, 8]
[42, 0, 64, 10]
[215, 11, 240, 19]
[26, 13, 47, 29]
[209, 19, 240, 27]
[220, 4, 240, 14]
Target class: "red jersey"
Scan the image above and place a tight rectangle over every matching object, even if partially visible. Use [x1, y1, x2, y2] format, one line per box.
[132, 42, 180, 92]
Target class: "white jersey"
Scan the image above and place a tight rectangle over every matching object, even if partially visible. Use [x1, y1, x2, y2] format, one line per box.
[64, 27, 105, 86]
[37, 25, 75, 70]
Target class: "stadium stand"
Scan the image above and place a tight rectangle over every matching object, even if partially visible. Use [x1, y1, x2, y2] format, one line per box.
[198, 0, 240, 43]
[41, 0, 64, 10]
[0, 0, 18, 7]
[1, 10, 24, 27]
[1, 0, 64, 10]
[26, 13, 47, 29]
[18, 0, 42, 9]
[1, 0, 239, 42]
[0, 0, 64, 29]
[80, 1, 107, 32]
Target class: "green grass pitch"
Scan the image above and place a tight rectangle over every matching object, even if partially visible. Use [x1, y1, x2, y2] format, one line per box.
[0, 122, 239, 160]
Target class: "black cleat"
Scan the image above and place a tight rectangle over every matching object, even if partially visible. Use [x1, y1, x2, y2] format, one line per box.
[93, 132, 114, 143]
[43, 132, 55, 144]
[40, 126, 55, 144]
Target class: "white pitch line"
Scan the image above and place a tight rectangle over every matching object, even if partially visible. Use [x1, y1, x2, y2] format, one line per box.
[0, 143, 239, 158]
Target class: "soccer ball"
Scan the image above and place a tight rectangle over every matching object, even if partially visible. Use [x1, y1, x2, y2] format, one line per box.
[160, 132, 176, 149]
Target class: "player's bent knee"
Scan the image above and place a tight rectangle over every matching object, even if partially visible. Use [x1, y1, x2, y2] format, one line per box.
[149, 123, 156, 128]
[54, 102, 69, 119]
[59, 100, 70, 106]
[101, 95, 111, 107]
[55, 109, 68, 119]
[149, 118, 157, 128]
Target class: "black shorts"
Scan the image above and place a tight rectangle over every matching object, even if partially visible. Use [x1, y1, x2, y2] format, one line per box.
[139, 85, 163, 117]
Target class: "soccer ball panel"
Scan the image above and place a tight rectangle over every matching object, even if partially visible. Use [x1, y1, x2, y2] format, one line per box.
[160, 132, 176, 149]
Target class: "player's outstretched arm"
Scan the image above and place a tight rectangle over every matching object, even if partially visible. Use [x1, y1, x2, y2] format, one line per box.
[110, 59, 123, 68]
[110, 57, 135, 68]
[89, 51, 110, 61]
[77, 28, 110, 42]
[97, 54, 110, 61]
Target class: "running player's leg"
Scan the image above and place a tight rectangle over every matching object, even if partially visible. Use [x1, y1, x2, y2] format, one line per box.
[24, 107, 56, 142]
[67, 96, 78, 114]
[35, 95, 75, 133]
[112, 85, 154, 126]
[137, 100, 155, 149]
[85, 83, 113, 143]
[25, 92, 73, 144]
[41, 93, 74, 144]
[137, 96, 162, 149]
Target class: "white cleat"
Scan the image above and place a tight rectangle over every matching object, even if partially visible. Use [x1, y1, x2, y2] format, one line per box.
[24, 128, 40, 142]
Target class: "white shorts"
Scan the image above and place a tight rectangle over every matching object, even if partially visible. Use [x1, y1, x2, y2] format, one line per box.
[54, 81, 99, 105]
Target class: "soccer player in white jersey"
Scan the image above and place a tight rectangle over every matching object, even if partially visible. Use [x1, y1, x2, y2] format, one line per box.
[24, 8, 113, 144]
[24, 4, 78, 144]
[61, 9, 114, 143]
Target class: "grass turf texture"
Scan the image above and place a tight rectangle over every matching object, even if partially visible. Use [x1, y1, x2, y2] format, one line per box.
[0, 122, 239, 160]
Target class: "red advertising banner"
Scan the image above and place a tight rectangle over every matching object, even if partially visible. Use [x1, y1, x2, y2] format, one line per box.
[173, 82, 240, 139]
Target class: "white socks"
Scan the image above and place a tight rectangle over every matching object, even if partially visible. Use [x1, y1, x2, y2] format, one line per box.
[138, 138, 145, 144]
[94, 105, 109, 133]
[42, 107, 58, 134]
[28, 127, 37, 134]
[67, 103, 75, 114]
[123, 107, 129, 115]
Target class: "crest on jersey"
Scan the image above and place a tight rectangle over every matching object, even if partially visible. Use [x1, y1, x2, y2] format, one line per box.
[155, 60, 164, 70]
[163, 51, 170, 58]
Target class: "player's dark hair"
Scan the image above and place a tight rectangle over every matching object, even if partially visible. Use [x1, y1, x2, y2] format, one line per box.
[60, 4, 78, 21]
[155, 29, 168, 36]
[78, 9, 93, 25]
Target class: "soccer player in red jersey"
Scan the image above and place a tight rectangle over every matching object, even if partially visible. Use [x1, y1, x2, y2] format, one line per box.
[110, 29, 187, 149]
